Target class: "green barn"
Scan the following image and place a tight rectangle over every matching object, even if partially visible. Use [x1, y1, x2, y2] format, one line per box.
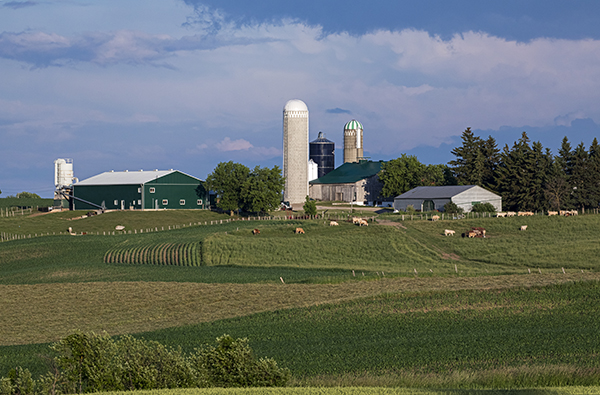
[73, 170, 208, 211]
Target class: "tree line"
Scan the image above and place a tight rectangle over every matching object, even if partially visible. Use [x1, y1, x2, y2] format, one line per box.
[448, 128, 600, 212]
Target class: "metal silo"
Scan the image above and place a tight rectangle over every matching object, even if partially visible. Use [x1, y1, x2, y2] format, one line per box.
[310, 132, 335, 178]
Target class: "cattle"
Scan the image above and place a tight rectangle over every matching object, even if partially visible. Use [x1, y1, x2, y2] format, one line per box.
[518, 211, 534, 216]
[496, 212, 507, 218]
[467, 231, 477, 238]
[329, 221, 339, 226]
[548, 211, 558, 216]
[520, 225, 528, 231]
[444, 229, 455, 236]
[352, 217, 362, 224]
[359, 219, 369, 226]
[570, 210, 578, 216]
[431, 215, 440, 221]
[507, 212, 516, 217]
[559, 210, 568, 216]
[252, 229, 260, 235]
[295, 228, 305, 234]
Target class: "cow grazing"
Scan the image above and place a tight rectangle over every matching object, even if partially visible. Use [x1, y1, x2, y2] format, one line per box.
[548, 211, 558, 216]
[352, 217, 362, 224]
[252, 229, 260, 235]
[520, 225, 528, 231]
[329, 221, 339, 226]
[507, 211, 516, 217]
[295, 228, 305, 234]
[496, 212, 507, 218]
[359, 219, 369, 226]
[444, 229, 455, 236]
[431, 215, 440, 221]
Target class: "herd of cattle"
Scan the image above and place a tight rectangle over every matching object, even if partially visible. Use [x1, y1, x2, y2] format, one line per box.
[496, 210, 578, 217]
[250, 217, 371, 236]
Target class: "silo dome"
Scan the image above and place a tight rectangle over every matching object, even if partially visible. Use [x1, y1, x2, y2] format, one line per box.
[344, 119, 363, 130]
[284, 99, 308, 112]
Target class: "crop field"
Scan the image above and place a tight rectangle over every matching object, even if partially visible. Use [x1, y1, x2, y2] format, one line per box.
[79, 387, 600, 395]
[2, 210, 600, 390]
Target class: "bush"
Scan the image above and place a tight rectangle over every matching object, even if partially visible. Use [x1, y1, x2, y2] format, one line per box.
[192, 335, 290, 388]
[405, 204, 416, 214]
[443, 202, 463, 214]
[471, 202, 496, 213]
[0, 367, 35, 395]
[303, 196, 317, 216]
[2, 332, 289, 394]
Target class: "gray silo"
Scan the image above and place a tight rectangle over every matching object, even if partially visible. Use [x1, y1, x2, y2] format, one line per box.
[310, 132, 335, 179]
[283, 99, 309, 205]
[343, 119, 363, 163]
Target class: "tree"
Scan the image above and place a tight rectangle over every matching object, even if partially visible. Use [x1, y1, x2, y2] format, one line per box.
[205, 162, 250, 214]
[16, 192, 41, 199]
[303, 195, 317, 216]
[240, 166, 285, 214]
[443, 201, 463, 214]
[471, 202, 496, 213]
[449, 128, 500, 191]
[379, 155, 451, 198]
[544, 176, 570, 211]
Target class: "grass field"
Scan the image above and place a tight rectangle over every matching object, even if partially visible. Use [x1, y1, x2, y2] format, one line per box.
[83, 387, 600, 395]
[1, 210, 600, 390]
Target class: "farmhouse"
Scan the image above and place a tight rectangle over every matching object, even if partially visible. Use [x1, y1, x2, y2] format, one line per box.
[73, 169, 208, 211]
[309, 160, 385, 205]
[393, 185, 502, 213]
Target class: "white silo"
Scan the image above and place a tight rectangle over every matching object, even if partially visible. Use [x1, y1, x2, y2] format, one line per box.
[283, 99, 309, 205]
[54, 158, 74, 188]
[343, 119, 363, 163]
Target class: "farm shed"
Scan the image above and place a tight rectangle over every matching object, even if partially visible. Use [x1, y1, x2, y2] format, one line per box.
[309, 160, 385, 205]
[393, 185, 502, 213]
[73, 170, 208, 211]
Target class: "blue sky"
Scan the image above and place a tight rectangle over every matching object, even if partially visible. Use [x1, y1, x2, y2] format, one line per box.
[1, 0, 600, 197]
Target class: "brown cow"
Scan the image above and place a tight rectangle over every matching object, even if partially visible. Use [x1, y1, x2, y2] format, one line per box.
[295, 228, 305, 234]
[252, 229, 260, 235]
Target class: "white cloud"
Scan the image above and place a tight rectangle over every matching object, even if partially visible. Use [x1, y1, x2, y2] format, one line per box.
[215, 137, 253, 151]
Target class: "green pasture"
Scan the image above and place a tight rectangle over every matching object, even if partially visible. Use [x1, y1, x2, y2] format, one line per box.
[2, 280, 599, 389]
[85, 388, 600, 395]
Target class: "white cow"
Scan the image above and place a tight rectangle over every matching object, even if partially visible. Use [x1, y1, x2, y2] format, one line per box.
[329, 221, 339, 226]
[444, 229, 455, 236]
[520, 225, 528, 231]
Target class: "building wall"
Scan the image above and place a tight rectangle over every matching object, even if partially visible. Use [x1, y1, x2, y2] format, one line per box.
[73, 184, 142, 210]
[393, 198, 451, 212]
[309, 175, 382, 205]
[283, 107, 309, 204]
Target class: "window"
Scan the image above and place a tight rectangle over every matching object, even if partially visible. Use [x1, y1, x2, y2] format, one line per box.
[137, 200, 141, 205]
[149, 187, 155, 193]
[114, 200, 118, 206]
[162, 199, 168, 205]
[138, 187, 141, 193]
[197, 199, 203, 205]
[179, 199, 185, 205]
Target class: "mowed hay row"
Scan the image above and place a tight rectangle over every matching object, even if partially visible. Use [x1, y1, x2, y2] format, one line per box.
[104, 243, 201, 266]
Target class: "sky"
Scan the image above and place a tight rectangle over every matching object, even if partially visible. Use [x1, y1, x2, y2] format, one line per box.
[1, 0, 600, 197]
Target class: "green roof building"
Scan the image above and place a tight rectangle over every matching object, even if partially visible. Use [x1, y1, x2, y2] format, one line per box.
[73, 169, 208, 211]
[309, 160, 385, 205]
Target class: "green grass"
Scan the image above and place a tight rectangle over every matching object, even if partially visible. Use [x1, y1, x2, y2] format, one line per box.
[3, 280, 599, 389]
[81, 387, 600, 395]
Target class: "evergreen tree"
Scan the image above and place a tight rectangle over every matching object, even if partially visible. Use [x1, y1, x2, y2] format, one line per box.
[570, 142, 589, 210]
[449, 128, 499, 191]
[496, 132, 537, 211]
[587, 138, 600, 209]
[449, 127, 484, 186]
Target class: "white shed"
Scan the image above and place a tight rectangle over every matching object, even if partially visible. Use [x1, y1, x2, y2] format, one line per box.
[393, 185, 502, 213]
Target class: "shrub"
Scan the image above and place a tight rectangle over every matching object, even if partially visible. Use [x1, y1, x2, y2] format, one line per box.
[0, 367, 35, 395]
[192, 335, 290, 387]
[443, 202, 463, 214]
[471, 202, 496, 213]
[405, 204, 416, 214]
[303, 196, 317, 216]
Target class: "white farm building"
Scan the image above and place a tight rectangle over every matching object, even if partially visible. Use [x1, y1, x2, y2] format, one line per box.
[393, 185, 502, 213]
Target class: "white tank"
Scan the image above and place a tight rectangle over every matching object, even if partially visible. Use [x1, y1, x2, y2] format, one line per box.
[54, 158, 74, 188]
[308, 159, 319, 182]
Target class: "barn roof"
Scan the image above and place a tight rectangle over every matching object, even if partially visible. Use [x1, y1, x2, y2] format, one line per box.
[75, 170, 201, 186]
[310, 160, 384, 184]
[394, 185, 499, 199]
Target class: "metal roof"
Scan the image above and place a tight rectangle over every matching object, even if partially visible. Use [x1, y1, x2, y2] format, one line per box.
[75, 170, 199, 186]
[394, 185, 498, 199]
[344, 119, 363, 130]
[310, 160, 384, 184]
